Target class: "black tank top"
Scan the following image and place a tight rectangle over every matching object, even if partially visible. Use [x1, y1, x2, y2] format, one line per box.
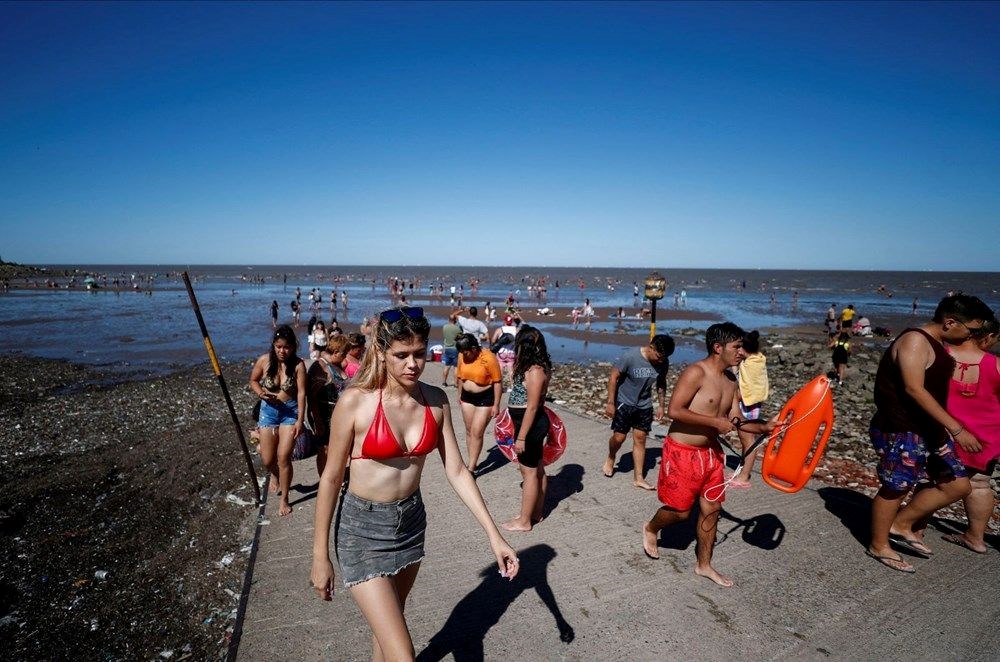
[871, 328, 954, 443]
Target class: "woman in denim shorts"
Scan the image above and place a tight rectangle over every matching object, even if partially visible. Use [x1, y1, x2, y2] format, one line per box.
[249, 325, 307, 517]
[310, 307, 520, 661]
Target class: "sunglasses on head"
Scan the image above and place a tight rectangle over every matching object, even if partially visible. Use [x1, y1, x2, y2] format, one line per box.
[379, 306, 424, 323]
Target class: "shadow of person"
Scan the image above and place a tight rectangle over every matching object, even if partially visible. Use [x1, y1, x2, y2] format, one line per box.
[416, 544, 573, 661]
[616, 442, 661, 476]
[540, 464, 584, 519]
[473, 445, 510, 479]
[717, 510, 786, 550]
[817, 486, 871, 547]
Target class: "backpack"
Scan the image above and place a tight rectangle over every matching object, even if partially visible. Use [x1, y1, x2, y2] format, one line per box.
[490, 332, 514, 353]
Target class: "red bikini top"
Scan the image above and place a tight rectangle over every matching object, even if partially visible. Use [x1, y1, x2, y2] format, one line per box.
[352, 387, 439, 461]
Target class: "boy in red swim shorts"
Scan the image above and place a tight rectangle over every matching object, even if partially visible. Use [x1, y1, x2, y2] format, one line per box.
[642, 323, 780, 587]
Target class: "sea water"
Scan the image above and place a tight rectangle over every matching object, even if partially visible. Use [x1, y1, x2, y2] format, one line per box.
[1, 265, 996, 374]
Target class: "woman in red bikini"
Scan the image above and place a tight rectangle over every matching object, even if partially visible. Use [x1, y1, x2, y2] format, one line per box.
[310, 307, 519, 660]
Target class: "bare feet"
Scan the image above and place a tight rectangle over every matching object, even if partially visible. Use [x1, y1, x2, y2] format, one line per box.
[278, 501, 292, 516]
[729, 478, 751, 489]
[502, 518, 532, 532]
[633, 479, 655, 491]
[268, 479, 279, 495]
[642, 522, 660, 559]
[694, 564, 733, 587]
[601, 459, 614, 478]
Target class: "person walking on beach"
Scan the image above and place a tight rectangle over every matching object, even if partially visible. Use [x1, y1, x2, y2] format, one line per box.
[502, 325, 553, 532]
[344, 333, 365, 378]
[290, 299, 301, 326]
[270, 300, 279, 329]
[307, 335, 350, 477]
[441, 314, 461, 387]
[602, 335, 675, 490]
[840, 304, 856, 334]
[935, 318, 1000, 555]
[456, 306, 489, 343]
[641, 323, 780, 587]
[830, 331, 851, 386]
[730, 330, 769, 488]
[310, 307, 519, 660]
[455, 334, 502, 474]
[491, 314, 519, 385]
[249, 325, 307, 517]
[866, 294, 992, 573]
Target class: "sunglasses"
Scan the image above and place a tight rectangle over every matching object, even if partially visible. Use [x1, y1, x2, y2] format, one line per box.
[379, 306, 424, 323]
[956, 319, 990, 338]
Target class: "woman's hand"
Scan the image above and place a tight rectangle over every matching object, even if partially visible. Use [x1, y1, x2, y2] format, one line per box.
[488, 406, 498, 420]
[514, 438, 526, 454]
[311, 558, 336, 600]
[955, 429, 982, 454]
[492, 538, 520, 580]
[291, 420, 303, 440]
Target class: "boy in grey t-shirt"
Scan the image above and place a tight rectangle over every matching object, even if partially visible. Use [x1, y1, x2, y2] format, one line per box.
[603, 335, 675, 489]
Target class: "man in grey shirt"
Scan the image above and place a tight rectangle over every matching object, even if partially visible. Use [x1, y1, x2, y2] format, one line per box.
[603, 334, 674, 490]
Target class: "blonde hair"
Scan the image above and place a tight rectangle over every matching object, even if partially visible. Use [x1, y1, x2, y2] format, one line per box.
[352, 309, 430, 391]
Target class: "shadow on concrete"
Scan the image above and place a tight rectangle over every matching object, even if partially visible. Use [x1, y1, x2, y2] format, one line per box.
[817, 486, 871, 547]
[473, 445, 511, 479]
[542, 464, 584, 519]
[416, 544, 573, 661]
[616, 442, 662, 477]
[717, 511, 786, 550]
[288, 482, 319, 507]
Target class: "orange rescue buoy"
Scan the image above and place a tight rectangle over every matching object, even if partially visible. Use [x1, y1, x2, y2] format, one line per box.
[761, 374, 834, 493]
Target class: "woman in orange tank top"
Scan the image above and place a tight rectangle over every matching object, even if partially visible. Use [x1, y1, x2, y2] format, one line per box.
[310, 307, 519, 661]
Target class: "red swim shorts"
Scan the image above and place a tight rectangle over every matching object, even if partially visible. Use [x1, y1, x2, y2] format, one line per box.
[657, 437, 726, 511]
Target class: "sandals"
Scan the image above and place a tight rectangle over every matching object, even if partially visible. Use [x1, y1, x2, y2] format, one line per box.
[865, 549, 915, 573]
[941, 534, 988, 555]
[889, 533, 933, 558]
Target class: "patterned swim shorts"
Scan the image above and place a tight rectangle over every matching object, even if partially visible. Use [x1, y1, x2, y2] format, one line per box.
[869, 428, 967, 492]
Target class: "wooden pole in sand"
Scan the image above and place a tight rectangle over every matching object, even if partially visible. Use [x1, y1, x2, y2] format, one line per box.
[182, 271, 262, 505]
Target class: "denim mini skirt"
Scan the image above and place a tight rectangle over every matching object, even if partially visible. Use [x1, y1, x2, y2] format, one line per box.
[335, 489, 426, 587]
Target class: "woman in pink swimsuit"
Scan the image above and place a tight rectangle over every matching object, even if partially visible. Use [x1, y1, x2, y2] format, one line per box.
[942, 318, 999, 554]
[310, 307, 518, 660]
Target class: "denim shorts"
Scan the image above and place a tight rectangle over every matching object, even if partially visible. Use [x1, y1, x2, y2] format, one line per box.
[335, 490, 426, 587]
[258, 399, 299, 427]
[442, 347, 458, 367]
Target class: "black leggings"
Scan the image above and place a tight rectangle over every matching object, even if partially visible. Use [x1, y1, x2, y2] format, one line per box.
[509, 407, 549, 468]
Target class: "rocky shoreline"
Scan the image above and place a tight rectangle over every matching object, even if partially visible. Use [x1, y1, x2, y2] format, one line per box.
[0, 354, 263, 660]
[2, 329, 995, 658]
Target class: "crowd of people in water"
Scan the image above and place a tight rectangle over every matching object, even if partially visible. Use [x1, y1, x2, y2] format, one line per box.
[245, 287, 998, 658]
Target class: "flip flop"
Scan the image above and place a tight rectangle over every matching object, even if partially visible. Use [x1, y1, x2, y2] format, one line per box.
[865, 549, 915, 573]
[941, 534, 987, 555]
[889, 533, 933, 558]
[729, 480, 751, 490]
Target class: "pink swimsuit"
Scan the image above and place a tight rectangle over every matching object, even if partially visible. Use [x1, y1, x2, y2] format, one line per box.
[947, 350, 1000, 472]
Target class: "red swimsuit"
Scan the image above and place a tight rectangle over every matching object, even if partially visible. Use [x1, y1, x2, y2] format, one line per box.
[351, 387, 439, 460]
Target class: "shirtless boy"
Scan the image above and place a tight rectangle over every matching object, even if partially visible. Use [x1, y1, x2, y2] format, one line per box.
[642, 323, 780, 587]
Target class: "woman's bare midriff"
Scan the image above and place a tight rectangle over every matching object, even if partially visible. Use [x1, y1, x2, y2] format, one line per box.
[347, 457, 427, 503]
[461, 381, 493, 393]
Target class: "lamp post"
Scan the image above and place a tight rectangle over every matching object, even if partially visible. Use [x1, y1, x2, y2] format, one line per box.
[644, 271, 667, 341]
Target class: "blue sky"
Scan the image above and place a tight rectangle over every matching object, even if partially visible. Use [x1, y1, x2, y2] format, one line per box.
[1, 1, 997, 270]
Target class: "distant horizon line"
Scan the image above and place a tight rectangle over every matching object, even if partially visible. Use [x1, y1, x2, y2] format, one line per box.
[21, 262, 1000, 275]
